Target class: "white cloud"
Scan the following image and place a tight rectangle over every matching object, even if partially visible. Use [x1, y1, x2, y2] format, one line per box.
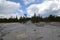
[27, 0, 59, 17]
[0, 0, 22, 18]
[23, 0, 36, 5]
[0, 13, 20, 18]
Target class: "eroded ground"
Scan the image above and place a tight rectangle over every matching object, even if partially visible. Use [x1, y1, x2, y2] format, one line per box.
[0, 22, 60, 40]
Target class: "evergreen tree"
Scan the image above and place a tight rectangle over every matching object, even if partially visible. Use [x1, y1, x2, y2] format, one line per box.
[31, 13, 42, 23]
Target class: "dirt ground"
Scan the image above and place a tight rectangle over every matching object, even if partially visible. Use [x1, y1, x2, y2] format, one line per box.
[0, 22, 60, 40]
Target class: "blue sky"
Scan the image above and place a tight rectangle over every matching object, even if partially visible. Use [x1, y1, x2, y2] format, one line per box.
[9, 0, 43, 16]
[0, 0, 59, 18]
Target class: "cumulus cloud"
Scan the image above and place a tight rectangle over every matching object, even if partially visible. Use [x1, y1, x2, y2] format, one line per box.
[0, 0, 22, 18]
[27, 0, 59, 17]
[23, 0, 36, 5]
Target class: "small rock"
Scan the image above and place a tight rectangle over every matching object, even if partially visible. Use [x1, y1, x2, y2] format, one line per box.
[36, 37, 43, 40]
[57, 35, 60, 37]
[33, 29, 36, 31]
[0, 38, 3, 40]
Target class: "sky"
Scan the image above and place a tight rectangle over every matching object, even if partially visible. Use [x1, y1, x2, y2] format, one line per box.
[0, 0, 59, 18]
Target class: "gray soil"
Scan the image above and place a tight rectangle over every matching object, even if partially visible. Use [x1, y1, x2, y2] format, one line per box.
[0, 22, 60, 40]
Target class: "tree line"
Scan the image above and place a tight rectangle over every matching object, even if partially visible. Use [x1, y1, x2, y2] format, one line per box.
[0, 14, 60, 23]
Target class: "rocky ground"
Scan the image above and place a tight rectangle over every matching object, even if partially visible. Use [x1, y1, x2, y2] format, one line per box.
[0, 22, 60, 40]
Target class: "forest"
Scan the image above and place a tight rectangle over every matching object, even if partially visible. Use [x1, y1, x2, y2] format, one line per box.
[0, 14, 60, 23]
